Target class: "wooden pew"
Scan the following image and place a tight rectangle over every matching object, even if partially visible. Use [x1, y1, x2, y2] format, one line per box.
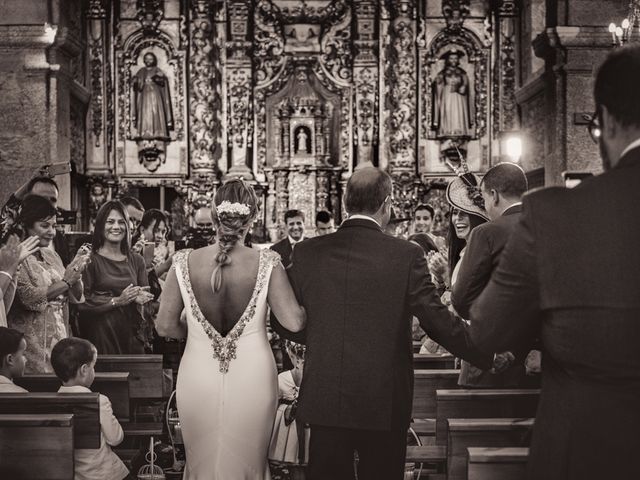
[15, 372, 130, 421]
[447, 418, 534, 480]
[406, 445, 447, 473]
[467, 447, 529, 480]
[435, 389, 539, 445]
[0, 413, 74, 480]
[96, 354, 164, 399]
[412, 369, 460, 419]
[413, 341, 422, 353]
[413, 353, 456, 370]
[0, 393, 100, 448]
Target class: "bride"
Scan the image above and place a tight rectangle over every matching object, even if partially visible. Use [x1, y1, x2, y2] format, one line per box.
[156, 179, 306, 479]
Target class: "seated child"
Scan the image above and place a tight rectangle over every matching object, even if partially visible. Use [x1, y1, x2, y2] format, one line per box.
[269, 341, 309, 480]
[0, 326, 28, 392]
[51, 337, 129, 480]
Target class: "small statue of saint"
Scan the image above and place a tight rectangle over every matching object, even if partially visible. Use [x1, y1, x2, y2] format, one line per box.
[132, 52, 174, 141]
[431, 50, 473, 138]
[296, 128, 309, 153]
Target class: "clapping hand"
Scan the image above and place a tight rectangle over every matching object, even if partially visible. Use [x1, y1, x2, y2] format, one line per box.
[114, 284, 141, 306]
[63, 254, 90, 286]
[427, 251, 448, 284]
[491, 351, 515, 374]
[134, 286, 154, 305]
[19, 236, 41, 262]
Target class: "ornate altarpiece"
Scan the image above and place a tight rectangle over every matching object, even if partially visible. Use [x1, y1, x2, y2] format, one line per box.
[82, 0, 520, 240]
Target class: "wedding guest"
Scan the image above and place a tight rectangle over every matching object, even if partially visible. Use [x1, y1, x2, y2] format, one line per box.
[411, 204, 445, 249]
[271, 210, 305, 269]
[7, 195, 88, 373]
[132, 208, 172, 278]
[0, 327, 28, 393]
[120, 196, 145, 233]
[78, 201, 153, 354]
[427, 174, 492, 382]
[315, 211, 335, 237]
[0, 171, 71, 265]
[470, 45, 640, 479]
[0, 235, 40, 326]
[52, 337, 129, 480]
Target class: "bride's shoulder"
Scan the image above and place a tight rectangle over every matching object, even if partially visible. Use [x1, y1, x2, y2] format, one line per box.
[260, 248, 282, 267]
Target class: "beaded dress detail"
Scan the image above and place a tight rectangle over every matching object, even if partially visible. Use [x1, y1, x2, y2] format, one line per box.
[173, 247, 280, 479]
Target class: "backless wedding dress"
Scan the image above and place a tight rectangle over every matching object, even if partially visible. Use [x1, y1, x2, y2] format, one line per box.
[173, 248, 280, 479]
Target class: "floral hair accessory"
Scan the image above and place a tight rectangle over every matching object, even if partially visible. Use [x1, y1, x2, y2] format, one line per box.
[216, 201, 251, 216]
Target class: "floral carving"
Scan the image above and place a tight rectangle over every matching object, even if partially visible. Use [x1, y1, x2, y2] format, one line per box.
[90, 36, 104, 147]
[385, 17, 417, 169]
[254, 0, 286, 88]
[354, 67, 376, 146]
[189, 4, 218, 175]
[442, 0, 470, 30]
[227, 68, 252, 149]
[320, 4, 353, 85]
[136, 0, 164, 35]
[500, 26, 517, 131]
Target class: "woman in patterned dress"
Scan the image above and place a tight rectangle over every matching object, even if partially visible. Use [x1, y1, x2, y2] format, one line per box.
[7, 195, 89, 373]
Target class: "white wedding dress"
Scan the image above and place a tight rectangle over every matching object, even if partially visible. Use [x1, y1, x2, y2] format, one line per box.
[173, 248, 280, 479]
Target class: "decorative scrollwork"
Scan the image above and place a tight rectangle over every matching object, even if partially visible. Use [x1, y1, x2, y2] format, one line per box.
[227, 68, 251, 149]
[254, 0, 286, 88]
[501, 28, 517, 131]
[90, 37, 103, 147]
[385, 18, 417, 169]
[354, 67, 376, 146]
[442, 0, 470, 30]
[189, 6, 218, 175]
[136, 0, 164, 35]
[320, 3, 353, 85]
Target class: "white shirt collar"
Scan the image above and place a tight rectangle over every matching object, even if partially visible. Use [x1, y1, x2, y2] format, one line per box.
[501, 202, 522, 215]
[619, 137, 640, 161]
[58, 385, 92, 393]
[347, 214, 381, 227]
[288, 235, 304, 246]
[0, 374, 15, 385]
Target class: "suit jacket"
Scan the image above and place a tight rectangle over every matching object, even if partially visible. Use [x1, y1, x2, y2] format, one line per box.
[279, 218, 491, 431]
[470, 148, 640, 480]
[270, 237, 295, 269]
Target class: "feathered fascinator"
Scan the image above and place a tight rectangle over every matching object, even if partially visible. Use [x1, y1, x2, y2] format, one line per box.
[445, 148, 489, 221]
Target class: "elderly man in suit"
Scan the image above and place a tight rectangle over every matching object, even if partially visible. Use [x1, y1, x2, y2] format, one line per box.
[275, 167, 503, 480]
[470, 46, 640, 479]
[451, 162, 531, 387]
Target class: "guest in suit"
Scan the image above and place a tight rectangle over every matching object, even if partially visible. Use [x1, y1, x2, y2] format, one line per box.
[315, 211, 335, 237]
[271, 209, 305, 269]
[470, 46, 640, 480]
[274, 167, 500, 480]
[451, 163, 530, 387]
[0, 327, 28, 393]
[120, 196, 145, 233]
[411, 203, 445, 249]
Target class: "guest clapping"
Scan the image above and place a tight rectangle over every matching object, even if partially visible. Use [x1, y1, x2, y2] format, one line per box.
[0, 235, 40, 326]
[78, 201, 153, 354]
[6, 195, 88, 373]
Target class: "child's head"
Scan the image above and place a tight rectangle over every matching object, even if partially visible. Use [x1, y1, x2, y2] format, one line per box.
[0, 327, 27, 379]
[51, 337, 97, 387]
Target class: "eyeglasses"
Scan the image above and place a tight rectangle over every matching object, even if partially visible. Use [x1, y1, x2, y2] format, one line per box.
[588, 111, 602, 144]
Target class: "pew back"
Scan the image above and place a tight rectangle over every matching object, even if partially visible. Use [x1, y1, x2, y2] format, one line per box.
[412, 369, 460, 419]
[413, 354, 456, 370]
[15, 372, 130, 421]
[467, 447, 529, 480]
[0, 392, 100, 448]
[447, 418, 534, 480]
[0, 413, 74, 480]
[435, 389, 539, 445]
[96, 354, 163, 399]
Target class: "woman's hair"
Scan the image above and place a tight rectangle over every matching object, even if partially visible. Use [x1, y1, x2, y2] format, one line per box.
[13, 194, 57, 238]
[408, 233, 439, 256]
[92, 200, 131, 254]
[210, 179, 259, 292]
[51, 337, 96, 382]
[447, 211, 487, 274]
[133, 208, 169, 245]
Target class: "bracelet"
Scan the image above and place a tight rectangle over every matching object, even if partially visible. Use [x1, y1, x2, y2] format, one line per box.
[62, 279, 72, 289]
[0, 271, 13, 282]
[110, 298, 117, 307]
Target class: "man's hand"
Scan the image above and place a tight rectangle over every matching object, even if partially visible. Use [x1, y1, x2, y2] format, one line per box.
[491, 351, 515, 374]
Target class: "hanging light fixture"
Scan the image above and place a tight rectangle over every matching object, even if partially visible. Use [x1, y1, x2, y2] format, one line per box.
[609, 1, 640, 46]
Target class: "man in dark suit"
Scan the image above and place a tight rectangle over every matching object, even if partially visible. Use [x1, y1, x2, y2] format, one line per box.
[470, 46, 640, 480]
[277, 167, 497, 480]
[451, 163, 530, 387]
[270, 209, 305, 268]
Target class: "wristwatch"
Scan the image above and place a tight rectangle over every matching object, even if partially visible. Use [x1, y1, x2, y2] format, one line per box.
[110, 298, 117, 307]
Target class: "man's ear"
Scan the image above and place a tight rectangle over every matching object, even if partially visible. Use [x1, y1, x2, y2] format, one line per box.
[2, 354, 12, 367]
[79, 363, 89, 377]
[601, 105, 617, 138]
[491, 189, 500, 206]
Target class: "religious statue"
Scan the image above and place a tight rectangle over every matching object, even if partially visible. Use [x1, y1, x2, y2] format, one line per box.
[132, 52, 174, 141]
[431, 50, 473, 138]
[296, 128, 309, 154]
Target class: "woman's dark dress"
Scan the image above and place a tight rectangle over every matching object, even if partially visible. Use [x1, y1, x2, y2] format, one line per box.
[79, 252, 148, 354]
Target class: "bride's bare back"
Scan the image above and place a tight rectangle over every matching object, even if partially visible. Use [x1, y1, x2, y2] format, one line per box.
[188, 244, 260, 336]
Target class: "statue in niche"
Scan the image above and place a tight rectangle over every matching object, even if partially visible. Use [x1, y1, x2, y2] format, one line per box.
[132, 52, 174, 141]
[295, 127, 310, 154]
[431, 49, 473, 138]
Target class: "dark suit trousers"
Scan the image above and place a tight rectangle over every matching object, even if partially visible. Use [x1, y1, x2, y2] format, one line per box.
[308, 425, 407, 480]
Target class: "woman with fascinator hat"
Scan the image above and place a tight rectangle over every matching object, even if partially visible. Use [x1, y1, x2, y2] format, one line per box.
[156, 178, 306, 479]
[427, 173, 491, 385]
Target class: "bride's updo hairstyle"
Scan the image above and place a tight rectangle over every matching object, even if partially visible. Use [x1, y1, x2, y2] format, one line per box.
[211, 178, 259, 292]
